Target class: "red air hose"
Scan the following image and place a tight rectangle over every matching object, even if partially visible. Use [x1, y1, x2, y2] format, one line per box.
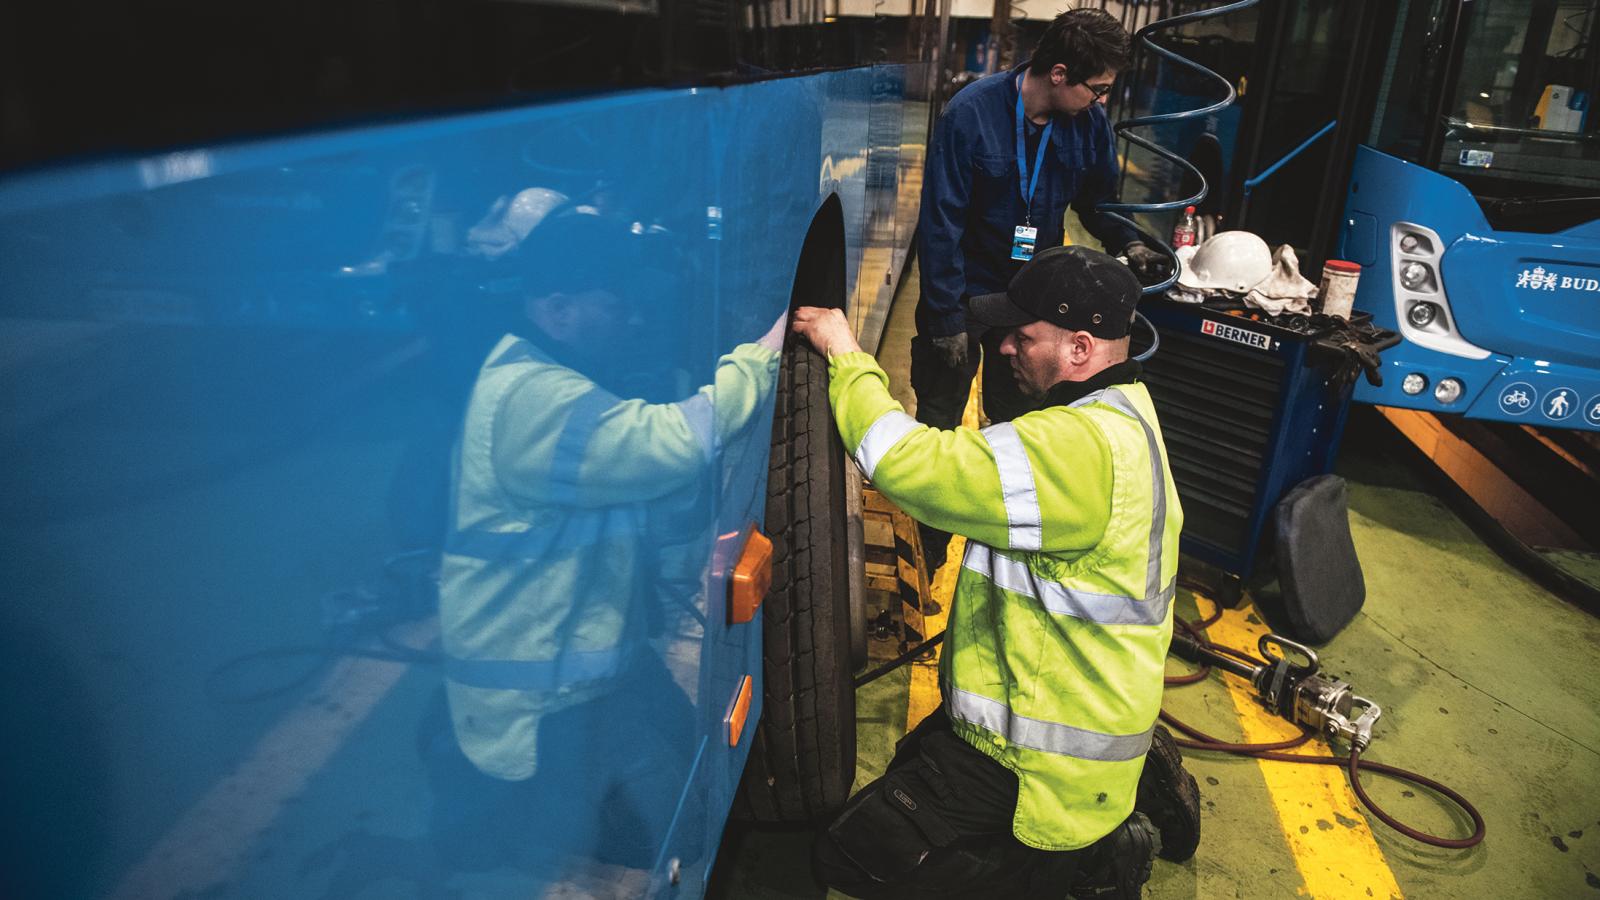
[1162, 593, 1486, 849]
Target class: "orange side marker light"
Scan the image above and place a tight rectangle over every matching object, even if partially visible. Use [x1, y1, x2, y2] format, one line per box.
[729, 525, 773, 625]
[727, 675, 753, 747]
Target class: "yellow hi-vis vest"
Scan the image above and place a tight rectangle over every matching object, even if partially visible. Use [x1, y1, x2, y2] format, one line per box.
[440, 333, 778, 780]
[827, 351, 1182, 851]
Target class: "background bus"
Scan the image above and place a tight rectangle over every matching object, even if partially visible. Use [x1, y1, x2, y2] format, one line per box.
[1100, 0, 1598, 433]
[0, 1, 943, 897]
[1341, 0, 1600, 432]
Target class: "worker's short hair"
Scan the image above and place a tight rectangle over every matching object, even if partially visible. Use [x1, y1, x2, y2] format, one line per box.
[1029, 8, 1132, 84]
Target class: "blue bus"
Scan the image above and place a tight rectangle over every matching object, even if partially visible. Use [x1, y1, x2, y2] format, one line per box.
[0, 2, 939, 896]
[1339, 0, 1600, 431]
[1105, 0, 1598, 432]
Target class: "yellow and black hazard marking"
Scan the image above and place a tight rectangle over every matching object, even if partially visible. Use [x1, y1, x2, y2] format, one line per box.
[861, 485, 932, 652]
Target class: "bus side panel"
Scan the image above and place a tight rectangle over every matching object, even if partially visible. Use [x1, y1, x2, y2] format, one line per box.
[1343, 145, 1600, 431]
[0, 67, 894, 899]
[1446, 231, 1600, 370]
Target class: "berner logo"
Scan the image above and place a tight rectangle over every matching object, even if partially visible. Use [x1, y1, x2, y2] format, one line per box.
[1516, 266, 1600, 292]
[1200, 318, 1272, 351]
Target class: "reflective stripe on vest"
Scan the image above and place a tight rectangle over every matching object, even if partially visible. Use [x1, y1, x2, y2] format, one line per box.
[446, 511, 639, 561]
[963, 543, 1173, 626]
[677, 393, 716, 465]
[947, 686, 1154, 761]
[854, 410, 919, 479]
[947, 382, 1173, 769]
[1096, 387, 1169, 601]
[445, 647, 625, 691]
[980, 422, 1043, 551]
[543, 387, 620, 506]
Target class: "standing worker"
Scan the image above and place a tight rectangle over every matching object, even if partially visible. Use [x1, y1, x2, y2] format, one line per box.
[914, 8, 1164, 571]
[795, 246, 1198, 899]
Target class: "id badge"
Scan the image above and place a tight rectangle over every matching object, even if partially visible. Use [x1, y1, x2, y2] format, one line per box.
[1011, 225, 1038, 261]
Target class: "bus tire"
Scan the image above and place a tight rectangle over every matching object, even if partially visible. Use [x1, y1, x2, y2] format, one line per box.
[736, 257, 855, 824]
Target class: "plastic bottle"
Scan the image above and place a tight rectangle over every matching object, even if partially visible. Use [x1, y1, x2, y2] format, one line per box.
[1172, 205, 1198, 248]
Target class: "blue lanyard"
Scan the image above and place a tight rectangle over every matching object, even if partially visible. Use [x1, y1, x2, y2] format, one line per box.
[1015, 76, 1054, 226]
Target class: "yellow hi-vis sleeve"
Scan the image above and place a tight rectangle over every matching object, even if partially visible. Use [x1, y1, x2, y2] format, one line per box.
[827, 351, 1112, 555]
[494, 342, 779, 508]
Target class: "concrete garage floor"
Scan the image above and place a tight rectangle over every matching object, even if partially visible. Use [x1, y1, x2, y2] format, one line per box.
[707, 269, 1600, 899]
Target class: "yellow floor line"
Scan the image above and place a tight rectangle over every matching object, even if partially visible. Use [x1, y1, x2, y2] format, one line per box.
[906, 547, 954, 731]
[1200, 598, 1404, 900]
[112, 620, 437, 899]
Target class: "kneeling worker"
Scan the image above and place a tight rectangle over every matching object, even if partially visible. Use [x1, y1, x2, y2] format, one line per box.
[793, 245, 1199, 898]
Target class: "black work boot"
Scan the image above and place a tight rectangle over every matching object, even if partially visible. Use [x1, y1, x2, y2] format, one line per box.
[1136, 724, 1202, 862]
[1069, 811, 1159, 899]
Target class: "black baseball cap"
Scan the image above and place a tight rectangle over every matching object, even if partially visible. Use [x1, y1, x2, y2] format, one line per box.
[968, 245, 1143, 338]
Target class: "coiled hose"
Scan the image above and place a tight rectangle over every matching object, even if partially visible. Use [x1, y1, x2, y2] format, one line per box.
[1097, 0, 1261, 297]
[1165, 590, 1486, 850]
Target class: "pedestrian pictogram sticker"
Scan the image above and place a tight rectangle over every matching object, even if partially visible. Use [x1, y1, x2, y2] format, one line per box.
[1544, 387, 1578, 421]
[1498, 382, 1536, 416]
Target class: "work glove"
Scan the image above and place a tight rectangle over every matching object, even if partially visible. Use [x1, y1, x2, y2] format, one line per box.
[1326, 339, 1385, 394]
[1352, 341, 1384, 387]
[1122, 241, 1169, 281]
[930, 333, 969, 368]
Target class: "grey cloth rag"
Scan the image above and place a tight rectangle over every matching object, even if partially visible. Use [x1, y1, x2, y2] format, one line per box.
[1244, 244, 1316, 316]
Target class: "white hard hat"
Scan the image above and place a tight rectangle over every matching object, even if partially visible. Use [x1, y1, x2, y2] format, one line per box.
[1176, 230, 1273, 294]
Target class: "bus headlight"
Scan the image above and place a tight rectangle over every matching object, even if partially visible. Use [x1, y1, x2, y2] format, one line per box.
[1390, 222, 1490, 361]
[1402, 373, 1428, 395]
[1407, 301, 1439, 328]
[1399, 261, 1433, 291]
[1434, 378, 1464, 405]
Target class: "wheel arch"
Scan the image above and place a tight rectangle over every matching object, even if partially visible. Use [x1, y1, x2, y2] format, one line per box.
[789, 193, 848, 313]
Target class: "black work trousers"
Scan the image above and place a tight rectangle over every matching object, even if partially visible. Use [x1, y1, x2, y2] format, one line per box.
[813, 705, 1086, 900]
[908, 329, 1033, 571]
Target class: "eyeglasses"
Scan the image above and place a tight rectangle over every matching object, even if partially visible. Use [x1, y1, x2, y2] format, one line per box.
[1081, 81, 1115, 100]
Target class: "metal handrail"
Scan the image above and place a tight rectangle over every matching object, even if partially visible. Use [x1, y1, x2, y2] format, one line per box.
[1243, 119, 1338, 196]
[1097, 0, 1262, 296]
[1443, 117, 1600, 144]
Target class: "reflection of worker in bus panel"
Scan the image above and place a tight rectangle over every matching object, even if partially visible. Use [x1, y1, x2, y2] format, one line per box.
[913, 9, 1161, 571]
[429, 210, 783, 881]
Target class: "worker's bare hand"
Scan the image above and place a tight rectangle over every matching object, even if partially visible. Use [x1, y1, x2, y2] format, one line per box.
[791, 306, 862, 358]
